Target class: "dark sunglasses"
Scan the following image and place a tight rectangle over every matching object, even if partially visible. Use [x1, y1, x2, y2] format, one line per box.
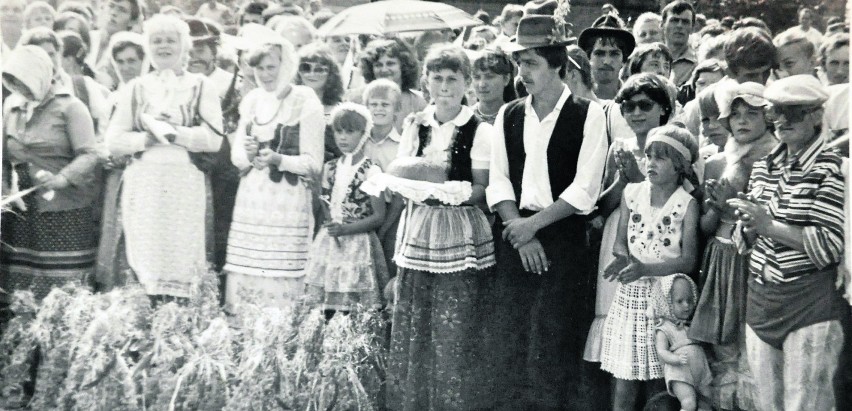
[298, 62, 329, 74]
[620, 99, 658, 114]
[764, 105, 820, 124]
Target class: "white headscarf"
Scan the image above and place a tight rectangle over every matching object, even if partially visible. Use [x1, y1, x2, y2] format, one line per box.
[2, 45, 55, 122]
[107, 31, 151, 85]
[138, 14, 194, 117]
[251, 38, 298, 122]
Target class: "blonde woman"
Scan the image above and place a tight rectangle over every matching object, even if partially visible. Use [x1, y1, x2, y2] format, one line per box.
[101, 14, 223, 298]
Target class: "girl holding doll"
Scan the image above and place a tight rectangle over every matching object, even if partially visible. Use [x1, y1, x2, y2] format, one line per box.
[600, 125, 701, 411]
[585, 73, 675, 363]
[379, 44, 495, 411]
[224, 38, 325, 310]
[652, 273, 713, 411]
[689, 82, 775, 410]
[303, 103, 389, 315]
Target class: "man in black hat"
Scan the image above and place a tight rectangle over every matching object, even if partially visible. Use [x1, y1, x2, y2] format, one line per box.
[186, 17, 233, 101]
[579, 13, 635, 100]
[488, 14, 609, 411]
[238, 1, 267, 26]
[185, 17, 242, 280]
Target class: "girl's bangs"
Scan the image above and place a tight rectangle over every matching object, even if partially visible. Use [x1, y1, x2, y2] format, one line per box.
[644, 141, 687, 167]
[332, 110, 368, 133]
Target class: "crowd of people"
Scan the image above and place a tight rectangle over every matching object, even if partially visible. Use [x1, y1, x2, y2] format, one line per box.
[0, 0, 849, 409]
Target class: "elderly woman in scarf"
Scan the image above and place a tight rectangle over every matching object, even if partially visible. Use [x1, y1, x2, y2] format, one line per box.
[101, 14, 223, 299]
[1, 45, 99, 301]
[223, 37, 325, 310]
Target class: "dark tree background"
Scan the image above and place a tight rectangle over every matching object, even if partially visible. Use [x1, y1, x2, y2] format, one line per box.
[695, 0, 847, 35]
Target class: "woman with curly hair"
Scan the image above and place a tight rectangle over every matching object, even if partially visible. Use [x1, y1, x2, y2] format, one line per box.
[351, 37, 426, 131]
[295, 42, 345, 160]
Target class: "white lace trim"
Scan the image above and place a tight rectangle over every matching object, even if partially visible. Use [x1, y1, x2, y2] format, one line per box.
[360, 173, 472, 205]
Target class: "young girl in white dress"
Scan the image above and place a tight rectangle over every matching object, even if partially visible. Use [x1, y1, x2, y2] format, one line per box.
[303, 103, 389, 315]
[600, 125, 701, 411]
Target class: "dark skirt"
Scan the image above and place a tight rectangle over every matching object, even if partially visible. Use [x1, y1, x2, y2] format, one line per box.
[1, 206, 96, 301]
[690, 237, 747, 345]
[386, 266, 497, 411]
[490, 222, 601, 410]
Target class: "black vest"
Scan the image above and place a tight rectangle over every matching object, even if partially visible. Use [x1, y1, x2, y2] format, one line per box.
[415, 114, 480, 182]
[501, 94, 590, 243]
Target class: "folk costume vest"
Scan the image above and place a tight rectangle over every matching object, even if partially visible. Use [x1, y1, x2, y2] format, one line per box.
[415, 115, 479, 182]
[501, 94, 590, 244]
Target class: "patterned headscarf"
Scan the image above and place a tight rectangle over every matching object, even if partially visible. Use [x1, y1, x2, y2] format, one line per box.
[649, 273, 698, 327]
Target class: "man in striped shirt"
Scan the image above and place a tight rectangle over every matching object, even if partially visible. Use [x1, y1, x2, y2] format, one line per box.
[730, 75, 846, 411]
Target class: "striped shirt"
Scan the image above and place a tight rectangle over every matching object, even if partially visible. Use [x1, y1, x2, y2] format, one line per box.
[735, 137, 846, 282]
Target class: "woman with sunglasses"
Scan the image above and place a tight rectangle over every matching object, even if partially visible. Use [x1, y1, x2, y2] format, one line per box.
[584, 73, 675, 364]
[223, 37, 326, 310]
[295, 42, 345, 161]
[729, 75, 847, 411]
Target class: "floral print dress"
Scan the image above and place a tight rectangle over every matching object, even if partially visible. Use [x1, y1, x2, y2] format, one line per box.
[303, 156, 389, 311]
[601, 181, 695, 380]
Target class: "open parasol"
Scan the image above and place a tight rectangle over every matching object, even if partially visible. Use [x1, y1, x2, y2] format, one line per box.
[319, 0, 483, 36]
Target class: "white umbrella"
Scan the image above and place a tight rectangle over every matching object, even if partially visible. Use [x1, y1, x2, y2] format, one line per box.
[319, 0, 482, 36]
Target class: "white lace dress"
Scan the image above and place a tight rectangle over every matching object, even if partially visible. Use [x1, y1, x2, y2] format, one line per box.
[600, 181, 695, 380]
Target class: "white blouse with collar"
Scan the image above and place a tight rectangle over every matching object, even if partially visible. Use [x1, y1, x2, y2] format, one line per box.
[396, 105, 492, 171]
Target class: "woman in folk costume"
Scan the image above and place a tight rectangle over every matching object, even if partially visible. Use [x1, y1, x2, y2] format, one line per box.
[102, 14, 223, 298]
[1, 45, 100, 301]
[380, 44, 496, 410]
[223, 38, 325, 310]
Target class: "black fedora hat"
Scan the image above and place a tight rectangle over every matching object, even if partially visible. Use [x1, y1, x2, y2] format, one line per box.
[578, 14, 635, 57]
[503, 15, 576, 53]
[184, 17, 222, 44]
[523, 0, 558, 16]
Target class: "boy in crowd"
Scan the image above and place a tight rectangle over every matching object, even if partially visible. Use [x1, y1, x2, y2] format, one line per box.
[363, 79, 403, 285]
[362, 79, 402, 172]
[773, 30, 817, 78]
[724, 27, 776, 85]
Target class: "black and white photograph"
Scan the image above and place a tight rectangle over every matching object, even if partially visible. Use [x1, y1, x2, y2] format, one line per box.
[0, 0, 849, 409]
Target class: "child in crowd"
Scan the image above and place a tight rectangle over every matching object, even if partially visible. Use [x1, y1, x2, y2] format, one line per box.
[696, 84, 732, 160]
[601, 125, 700, 411]
[690, 82, 775, 410]
[585, 73, 675, 363]
[626, 42, 674, 78]
[361, 78, 402, 282]
[773, 30, 817, 78]
[23, 1, 55, 29]
[304, 103, 389, 317]
[361, 78, 402, 171]
[653, 274, 712, 411]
